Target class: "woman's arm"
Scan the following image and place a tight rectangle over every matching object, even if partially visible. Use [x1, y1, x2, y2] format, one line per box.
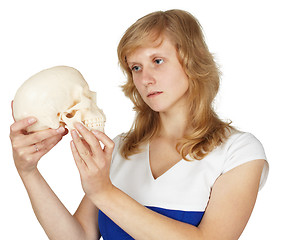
[10, 117, 100, 240]
[74, 195, 101, 240]
[19, 169, 88, 240]
[71, 123, 265, 240]
[198, 159, 265, 240]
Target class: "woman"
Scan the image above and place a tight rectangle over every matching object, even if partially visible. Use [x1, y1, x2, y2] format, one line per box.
[10, 9, 268, 240]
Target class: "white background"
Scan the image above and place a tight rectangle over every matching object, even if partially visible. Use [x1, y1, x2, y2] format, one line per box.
[1, 0, 282, 239]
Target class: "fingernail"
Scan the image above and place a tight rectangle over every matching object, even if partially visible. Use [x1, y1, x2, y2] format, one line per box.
[28, 118, 36, 124]
[56, 126, 65, 133]
[75, 122, 83, 130]
[92, 130, 100, 135]
[71, 129, 79, 138]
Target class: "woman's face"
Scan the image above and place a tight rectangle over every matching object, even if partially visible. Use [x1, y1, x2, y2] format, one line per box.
[127, 36, 189, 114]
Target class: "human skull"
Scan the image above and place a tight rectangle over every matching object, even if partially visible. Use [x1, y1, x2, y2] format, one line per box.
[13, 66, 106, 132]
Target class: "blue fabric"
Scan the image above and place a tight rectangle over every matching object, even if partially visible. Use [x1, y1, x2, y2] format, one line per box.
[98, 207, 204, 239]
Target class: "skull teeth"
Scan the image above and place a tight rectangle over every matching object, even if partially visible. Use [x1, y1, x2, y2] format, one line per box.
[83, 118, 105, 132]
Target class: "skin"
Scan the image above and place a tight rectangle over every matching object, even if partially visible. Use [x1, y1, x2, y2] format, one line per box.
[10, 36, 265, 240]
[127, 37, 190, 116]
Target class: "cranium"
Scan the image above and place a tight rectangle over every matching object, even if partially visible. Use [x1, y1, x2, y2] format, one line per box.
[13, 66, 106, 132]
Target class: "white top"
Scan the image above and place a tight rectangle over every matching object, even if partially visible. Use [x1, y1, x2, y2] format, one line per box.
[98, 131, 269, 239]
[109, 131, 269, 212]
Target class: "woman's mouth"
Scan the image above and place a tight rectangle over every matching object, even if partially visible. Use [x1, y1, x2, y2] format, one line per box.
[147, 91, 163, 98]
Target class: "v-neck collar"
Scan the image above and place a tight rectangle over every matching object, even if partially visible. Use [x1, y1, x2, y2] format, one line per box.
[146, 142, 184, 181]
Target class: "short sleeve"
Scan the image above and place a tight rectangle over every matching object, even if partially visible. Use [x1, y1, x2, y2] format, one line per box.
[222, 132, 269, 190]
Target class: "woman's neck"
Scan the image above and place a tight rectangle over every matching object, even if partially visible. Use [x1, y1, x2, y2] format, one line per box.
[156, 110, 190, 140]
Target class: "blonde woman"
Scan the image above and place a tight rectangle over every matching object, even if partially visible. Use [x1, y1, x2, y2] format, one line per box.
[10, 9, 268, 240]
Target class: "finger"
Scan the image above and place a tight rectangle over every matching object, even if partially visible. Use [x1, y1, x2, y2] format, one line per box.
[92, 130, 115, 158]
[70, 140, 88, 172]
[62, 128, 69, 136]
[81, 139, 93, 155]
[21, 132, 64, 157]
[35, 132, 65, 153]
[24, 127, 66, 146]
[11, 126, 66, 150]
[14, 132, 64, 165]
[74, 123, 102, 153]
[10, 117, 37, 136]
[71, 129, 93, 166]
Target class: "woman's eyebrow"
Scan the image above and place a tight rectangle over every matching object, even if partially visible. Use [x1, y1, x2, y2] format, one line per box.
[128, 52, 165, 63]
[126, 61, 138, 68]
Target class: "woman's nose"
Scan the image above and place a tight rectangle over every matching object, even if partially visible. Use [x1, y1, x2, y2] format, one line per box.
[141, 67, 156, 86]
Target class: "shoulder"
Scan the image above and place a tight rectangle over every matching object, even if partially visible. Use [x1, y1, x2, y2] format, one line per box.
[224, 130, 264, 149]
[221, 130, 267, 166]
[219, 130, 269, 190]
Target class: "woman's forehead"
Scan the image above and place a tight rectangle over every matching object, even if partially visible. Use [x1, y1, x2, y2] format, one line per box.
[126, 33, 175, 56]
[126, 36, 176, 62]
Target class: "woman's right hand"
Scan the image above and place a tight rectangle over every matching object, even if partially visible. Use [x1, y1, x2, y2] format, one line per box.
[10, 117, 67, 176]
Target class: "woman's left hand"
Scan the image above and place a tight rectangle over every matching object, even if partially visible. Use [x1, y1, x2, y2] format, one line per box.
[70, 122, 115, 203]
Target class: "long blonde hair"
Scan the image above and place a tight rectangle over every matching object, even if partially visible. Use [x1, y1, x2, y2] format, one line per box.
[117, 9, 234, 160]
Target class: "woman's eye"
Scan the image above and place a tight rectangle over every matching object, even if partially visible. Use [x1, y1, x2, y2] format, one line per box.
[131, 66, 141, 72]
[155, 58, 164, 65]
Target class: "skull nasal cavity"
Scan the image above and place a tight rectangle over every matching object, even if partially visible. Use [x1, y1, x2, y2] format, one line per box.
[66, 110, 78, 118]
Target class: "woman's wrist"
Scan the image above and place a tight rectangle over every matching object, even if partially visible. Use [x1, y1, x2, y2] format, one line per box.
[89, 184, 117, 208]
[17, 166, 40, 182]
